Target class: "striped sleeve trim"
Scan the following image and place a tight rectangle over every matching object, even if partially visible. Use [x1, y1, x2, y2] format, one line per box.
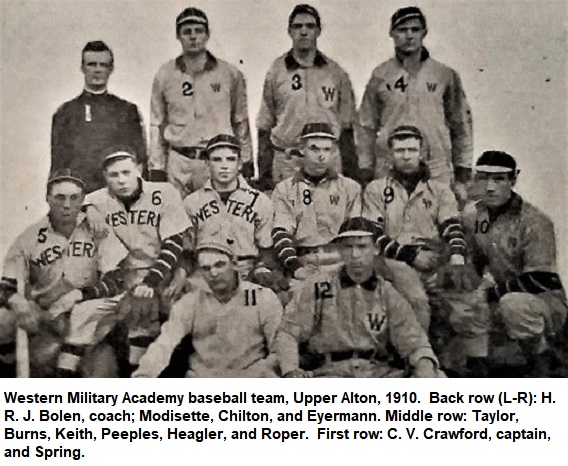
[492, 271, 564, 301]
[143, 233, 184, 289]
[375, 227, 420, 265]
[80, 269, 124, 301]
[440, 217, 466, 257]
[272, 227, 301, 274]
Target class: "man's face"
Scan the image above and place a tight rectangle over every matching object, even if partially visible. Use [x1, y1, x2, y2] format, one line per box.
[81, 51, 113, 90]
[47, 181, 85, 225]
[103, 158, 141, 198]
[177, 23, 209, 55]
[390, 18, 427, 54]
[288, 13, 320, 51]
[198, 250, 236, 295]
[302, 137, 335, 177]
[476, 172, 515, 208]
[208, 147, 241, 186]
[338, 236, 376, 283]
[391, 137, 422, 175]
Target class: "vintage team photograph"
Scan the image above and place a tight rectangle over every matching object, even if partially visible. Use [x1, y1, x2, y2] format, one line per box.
[0, 0, 566, 379]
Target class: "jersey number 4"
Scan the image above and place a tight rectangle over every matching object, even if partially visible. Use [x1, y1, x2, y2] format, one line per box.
[394, 76, 408, 93]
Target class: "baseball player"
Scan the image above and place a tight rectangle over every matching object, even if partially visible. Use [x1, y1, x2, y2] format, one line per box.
[356, 6, 473, 202]
[256, 3, 358, 190]
[271, 122, 361, 281]
[133, 229, 283, 377]
[362, 126, 473, 330]
[166, 134, 286, 302]
[0, 169, 128, 377]
[84, 148, 191, 373]
[275, 217, 442, 378]
[449, 151, 567, 377]
[51, 41, 147, 193]
[149, 7, 253, 197]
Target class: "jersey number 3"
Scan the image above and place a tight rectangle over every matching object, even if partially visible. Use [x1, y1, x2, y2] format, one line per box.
[291, 74, 303, 91]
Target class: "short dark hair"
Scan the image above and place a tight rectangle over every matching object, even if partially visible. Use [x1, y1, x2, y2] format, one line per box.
[82, 41, 114, 66]
[288, 4, 321, 29]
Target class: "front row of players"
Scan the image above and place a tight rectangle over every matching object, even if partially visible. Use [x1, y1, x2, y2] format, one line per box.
[0, 123, 566, 377]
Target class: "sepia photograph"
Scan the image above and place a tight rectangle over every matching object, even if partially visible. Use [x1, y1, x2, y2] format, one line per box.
[0, 0, 566, 379]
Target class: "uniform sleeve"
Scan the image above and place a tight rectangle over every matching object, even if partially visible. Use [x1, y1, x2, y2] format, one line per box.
[384, 282, 438, 368]
[436, 184, 466, 258]
[356, 73, 383, 171]
[133, 294, 196, 377]
[259, 289, 284, 352]
[346, 180, 362, 217]
[125, 104, 148, 175]
[95, 228, 128, 275]
[338, 73, 358, 180]
[230, 69, 252, 164]
[0, 237, 27, 303]
[254, 194, 275, 250]
[158, 185, 192, 239]
[149, 71, 169, 177]
[444, 70, 473, 171]
[271, 183, 301, 273]
[362, 180, 386, 224]
[256, 67, 277, 132]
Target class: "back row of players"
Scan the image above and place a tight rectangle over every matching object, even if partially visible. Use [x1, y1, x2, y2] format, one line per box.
[0, 5, 565, 378]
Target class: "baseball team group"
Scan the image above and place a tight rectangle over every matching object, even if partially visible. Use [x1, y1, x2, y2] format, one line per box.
[0, 4, 566, 379]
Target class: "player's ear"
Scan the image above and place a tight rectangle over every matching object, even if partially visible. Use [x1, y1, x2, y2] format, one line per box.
[423, 27, 428, 38]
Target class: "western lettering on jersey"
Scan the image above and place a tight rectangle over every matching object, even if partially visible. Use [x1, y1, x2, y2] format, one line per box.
[29, 242, 96, 268]
[210, 83, 221, 92]
[191, 199, 259, 227]
[367, 312, 386, 332]
[329, 194, 340, 205]
[105, 210, 161, 228]
[321, 86, 336, 102]
[426, 82, 437, 92]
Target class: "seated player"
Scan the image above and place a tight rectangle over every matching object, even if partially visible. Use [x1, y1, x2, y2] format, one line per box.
[271, 122, 361, 282]
[84, 147, 191, 374]
[133, 228, 283, 378]
[442, 151, 567, 377]
[275, 217, 442, 378]
[0, 169, 127, 377]
[362, 125, 472, 331]
[165, 134, 287, 303]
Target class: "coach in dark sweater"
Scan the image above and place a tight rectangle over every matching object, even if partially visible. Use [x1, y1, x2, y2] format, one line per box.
[51, 41, 147, 193]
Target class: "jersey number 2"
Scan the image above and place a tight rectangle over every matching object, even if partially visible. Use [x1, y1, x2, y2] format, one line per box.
[182, 82, 194, 96]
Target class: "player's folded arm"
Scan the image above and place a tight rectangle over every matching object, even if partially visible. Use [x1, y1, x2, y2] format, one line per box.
[142, 232, 185, 290]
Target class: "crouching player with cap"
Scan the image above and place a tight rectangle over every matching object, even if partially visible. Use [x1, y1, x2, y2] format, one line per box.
[271, 123, 361, 285]
[449, 151, 567, 377]
[84, 147, 191, 374]
[0, 169, 128, 377]
[133, 229, 283, 377]
[275, 217, 443, 378]
[165, 134, 287, 303]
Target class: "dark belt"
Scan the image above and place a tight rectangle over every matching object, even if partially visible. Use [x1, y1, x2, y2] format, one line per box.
[273, 146, 302, 158]
[326, 349, 377, 362]
[236, 255, 256, 262]
[172, 146, 205, 160]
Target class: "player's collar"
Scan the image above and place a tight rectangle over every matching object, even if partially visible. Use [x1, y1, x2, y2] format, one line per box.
[339, 267, 379, 291]
[293, 168, 339, 184]
[45, 211, 87, 233]
[284, 49, 327, 70]
[204, 175, 247, 192]
[395, 46, 430, 64]
[484, 192, 523, 220]
[175, 51, 218, 73]
[390, 163, 430, 195]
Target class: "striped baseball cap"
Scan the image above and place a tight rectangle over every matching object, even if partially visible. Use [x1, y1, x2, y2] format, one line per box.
[195, 223, 235, 259]
[301, 122, 336, 140]
[205, 134, 240, 155]
[101, 146, 137, 168]
[475, 151, 517, 174]
[332, 217, 377, 243]
[176, 7, 209, 30]
[391, 6, 427, 30]
[47, 168, 86, 190]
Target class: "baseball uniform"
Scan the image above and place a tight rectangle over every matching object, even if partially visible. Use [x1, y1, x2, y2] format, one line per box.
[275, 267, 441, 377]
[256, 50, 357, 185]
[51, 91, 147, 193]
[149, 53, 252, 197]
[133, 280, 282, 377]
[357, 48, 473, 184]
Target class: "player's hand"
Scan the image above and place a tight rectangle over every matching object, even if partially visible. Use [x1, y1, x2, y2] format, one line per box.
[283, 369, 313, 378]
[133, 284, 154, 299]
[48, 289, 83, 318]
[436, 261, 481, 292]
[8, 294, 42, 334]
[292, 267, 310, 281]
[117, 288, 160, 328]
[163, 269, 188, 304]
[412, 358, 437, 378]
[250, 267, 290, 293]
[85, 205, 108, 240]
[412, 250, 438, 272]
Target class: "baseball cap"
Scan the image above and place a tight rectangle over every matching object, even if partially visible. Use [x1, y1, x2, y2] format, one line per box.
[388, 125, 423, 142]
[176, 7, 209, 30]
[332, 217, 377, 243]
[475, 151, 517, 174]
[289, 4, 321, 29]
[391, 6, 427, 30]
[101, 147, 137, 169]
[47, 168, 86, 190]
[301, 122, 336, 140]
[195, 224, 235, 259]
[204, 134, 240, 156]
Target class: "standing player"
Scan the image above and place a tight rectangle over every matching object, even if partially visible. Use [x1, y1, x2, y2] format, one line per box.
[51, 41, 147, 193]
[275, 217, 441, 378]
[0, 169, 127, 377]
[357, 6, 473, 202]
[133, 230, 283, 378]
[256, 4, 357, 190]
[450, 151, 567, 377]
[84, 148, 191, 373]
[149, 7, 252, 197]
[271, 123, 361, 281]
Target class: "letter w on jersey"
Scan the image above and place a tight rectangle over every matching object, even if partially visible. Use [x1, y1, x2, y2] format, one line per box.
[329, 194, 340, 205]
[211, 83, 221, 92]
[321, 86, 336, 102]
[367, 312, 386, 332]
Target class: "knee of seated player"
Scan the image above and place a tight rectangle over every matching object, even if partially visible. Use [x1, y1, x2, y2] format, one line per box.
[0, 307, 16, 345]
[447, 292, 490, 337]
[498, 292, 549, 341]
[81, 343, 118, 378]
[29, 333, 61, 377]
[66, 299, 118, 347]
